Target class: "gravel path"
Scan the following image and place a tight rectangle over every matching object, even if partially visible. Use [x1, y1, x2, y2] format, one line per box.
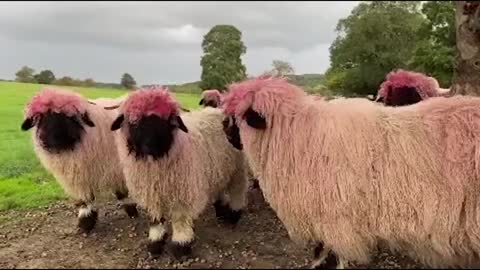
[0, 185, 422, 269]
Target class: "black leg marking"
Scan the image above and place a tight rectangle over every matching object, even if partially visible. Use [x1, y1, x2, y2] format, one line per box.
[115, 190, 128, 200]
[168, 241, 193, 260]
[312, 244, 339, 270]
[214, 200, 228, 220]
[251, 178, 260, 189]
[147, 233, 168, 257]
[314, 242, 324, 258]
[322, 251, 339, 269]
[122, 203, 138, 218]
[213, 200, 243, 225]
[78, 210, 98, 232]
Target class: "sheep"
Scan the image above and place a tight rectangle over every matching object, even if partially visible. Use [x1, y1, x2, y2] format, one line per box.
[220, 76, 480, 269]
[199, 89, 222, 108]
[197, 89, 260, 190]
[109, 87, 248, 259]
[375, 69, 451, 106]
[21, 88, 138, 233]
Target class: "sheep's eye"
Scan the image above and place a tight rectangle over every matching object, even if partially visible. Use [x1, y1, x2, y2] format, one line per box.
[244, 108, 266, 130]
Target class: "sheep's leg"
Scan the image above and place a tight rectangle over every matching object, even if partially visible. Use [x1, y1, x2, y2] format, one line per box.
[310, 242, 341, 269]
[147, 217, 168, 256]
[115, 190, 138, 218]
[214, 176, 248, 225]
[249, 178, 260, 190]
[168, 211, 194, 260]
[76, 196, 98, 233]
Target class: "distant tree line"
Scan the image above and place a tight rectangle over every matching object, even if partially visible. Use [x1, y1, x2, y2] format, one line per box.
[14, 66, 137, 90]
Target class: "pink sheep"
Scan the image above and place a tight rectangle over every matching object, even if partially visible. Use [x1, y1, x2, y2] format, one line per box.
[375, 69, 451, 106]
[221, 76, 480, 269]
[199, 89, 222, 108]
[21, 88, 137, 233]
[110, 87, 248, 259]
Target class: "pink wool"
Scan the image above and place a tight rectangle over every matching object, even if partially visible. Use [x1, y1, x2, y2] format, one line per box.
[222, 75, 480, 268]
[25, 88, 86, 119]
[122, 87, 180, 122]
[377, 69, 441, 100]
[222, 76, 302, 116]
[201, 89, 222, 104]
[201, 89, 221, 99]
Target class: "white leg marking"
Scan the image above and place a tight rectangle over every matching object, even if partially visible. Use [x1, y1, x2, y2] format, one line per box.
[171, 224, 194, 244]
[148, 223, 166, 242]
[336, 258, 345, 269]
[78, 204, 93, 218]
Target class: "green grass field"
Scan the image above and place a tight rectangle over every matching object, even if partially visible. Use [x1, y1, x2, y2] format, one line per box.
[0, 81, 200, 211]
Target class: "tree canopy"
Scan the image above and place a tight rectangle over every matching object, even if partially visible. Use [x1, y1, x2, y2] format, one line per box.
[15, 66, 36, 83]
[200, 25, 247, 91]
[270, 60, 295, 76]
[325, 1, 455, 96]
[34, 70, 56, 85]
[121, 73, 137, 90]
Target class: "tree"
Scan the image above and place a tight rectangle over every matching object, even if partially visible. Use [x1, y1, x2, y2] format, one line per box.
[410, 1, 456, 88]
[34, 70, 56, 84]
[83, 78, 96, 87]
[200, 25, 247, 91]
[53, 76, 75, 86]
[271, 60, 295, 76]
[15, 66, 36, 83]
[121, 73, 136, 90]
[325, 1, 424, 96]
[450, 1, 480, 96]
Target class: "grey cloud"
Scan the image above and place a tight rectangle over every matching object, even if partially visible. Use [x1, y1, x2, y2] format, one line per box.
[0, 1, 358, 84]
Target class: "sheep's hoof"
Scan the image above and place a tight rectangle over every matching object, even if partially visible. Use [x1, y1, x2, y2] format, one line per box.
[213, 200, 228, 220]
[224, 209, 243, 225]
[78, 210, 98, 232]
[311, 250, 339, 269]
[214, 200, 243, 225]
[122, 203, 138, 218]
[147, 239, 166, 256]
[168, 241, 193, 260]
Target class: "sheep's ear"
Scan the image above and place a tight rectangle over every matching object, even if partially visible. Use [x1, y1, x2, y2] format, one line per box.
[199, 98, 205, 106]
[170, 115, 188, 133]
[244, 108, 266, 130]
[21, 117, 35, 131]
[111, 114, 125, 131]
[81, 112, 95, 127]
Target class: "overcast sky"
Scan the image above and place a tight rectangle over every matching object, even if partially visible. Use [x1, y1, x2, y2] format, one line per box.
[0, 1, 359, 85]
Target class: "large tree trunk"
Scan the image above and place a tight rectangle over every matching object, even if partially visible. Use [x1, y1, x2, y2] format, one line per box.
[451, 1, 480, 96]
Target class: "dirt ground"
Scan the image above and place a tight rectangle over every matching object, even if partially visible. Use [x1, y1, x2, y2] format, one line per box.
[0, 184, 423, 269]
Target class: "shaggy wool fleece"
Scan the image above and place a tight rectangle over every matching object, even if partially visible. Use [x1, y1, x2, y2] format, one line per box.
[114, 89, 247, 223]
[25, 89, 127, 202]
[376, 69, 448, 103]
[222, 76, 480, 268]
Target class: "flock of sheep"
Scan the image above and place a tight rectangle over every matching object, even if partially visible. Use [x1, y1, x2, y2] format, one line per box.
[19, 68, 480, 269]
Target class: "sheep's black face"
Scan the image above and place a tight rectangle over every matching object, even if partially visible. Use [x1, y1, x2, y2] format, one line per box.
[384, 86, 422, 107]
[199, 99, 218, 108]
[222, 116, 243, 150]
[116, 114, 188, 160]
[25, 111, 95, 154]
